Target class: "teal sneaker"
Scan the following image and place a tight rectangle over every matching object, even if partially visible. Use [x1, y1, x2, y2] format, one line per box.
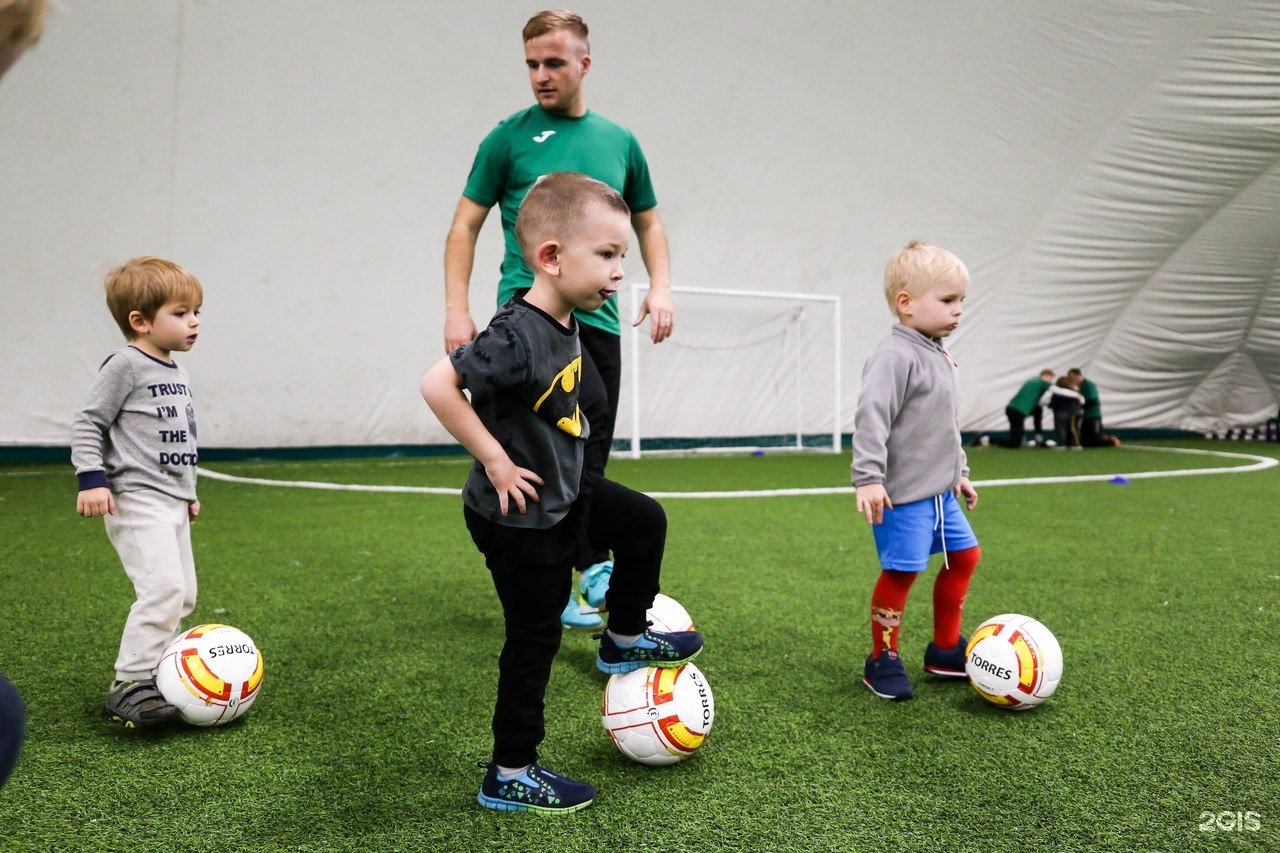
[476, 762, 595, 814]
[595, 628, 703, 675]
[578, 560, 614, 609]
[561, 591, 603, 631]
[923, 635, 969, 678]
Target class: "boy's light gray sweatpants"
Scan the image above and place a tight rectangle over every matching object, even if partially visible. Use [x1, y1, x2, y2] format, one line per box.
[103, 489, 197, 682]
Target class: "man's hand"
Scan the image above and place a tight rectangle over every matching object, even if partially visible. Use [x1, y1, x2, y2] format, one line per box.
[634, 286, 675, 343]
[444, 309, 477, 353]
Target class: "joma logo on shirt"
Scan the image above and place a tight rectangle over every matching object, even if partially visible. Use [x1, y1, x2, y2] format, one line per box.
[532, 130, 556, 143]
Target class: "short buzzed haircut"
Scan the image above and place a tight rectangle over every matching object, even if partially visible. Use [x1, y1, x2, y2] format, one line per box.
[515, 172, 630, 266]
[104, 256, 203, 340]
[522, 9, 589, 49]
[882, 240, 969, 314]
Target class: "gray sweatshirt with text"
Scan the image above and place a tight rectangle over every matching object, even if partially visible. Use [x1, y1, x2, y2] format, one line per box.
[71, 346, 198, 502]
[851, 324, 968, 505]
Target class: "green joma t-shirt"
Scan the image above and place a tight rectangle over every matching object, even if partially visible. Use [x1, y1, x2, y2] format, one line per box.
[1079, 378, 1101, 419]
[1008, 377, 1052, 416]
[463, 105, 658, 335]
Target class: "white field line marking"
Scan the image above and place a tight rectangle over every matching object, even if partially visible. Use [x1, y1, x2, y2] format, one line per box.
[198, 444, 1276, 499]
[197, 469, 460, 495]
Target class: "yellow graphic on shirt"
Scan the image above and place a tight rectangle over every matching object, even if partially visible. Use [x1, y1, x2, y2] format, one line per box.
[533, 356, 584, 437]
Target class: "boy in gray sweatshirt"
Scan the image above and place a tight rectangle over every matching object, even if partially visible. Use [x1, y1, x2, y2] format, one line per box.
[852, 241, 982, 701]
[72, 257, 204, 727]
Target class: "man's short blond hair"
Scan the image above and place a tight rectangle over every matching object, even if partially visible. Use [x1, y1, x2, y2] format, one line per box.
[883, 240, 969, 314]
[522, 9, 589, 51]
[104, 256, 203, 340]
[515, 172, 629, 266]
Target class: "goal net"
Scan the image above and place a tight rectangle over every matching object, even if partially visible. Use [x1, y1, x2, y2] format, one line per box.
[616, 285, 842, 458]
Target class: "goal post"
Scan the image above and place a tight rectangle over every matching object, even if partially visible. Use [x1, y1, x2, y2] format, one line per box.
[624, 284, 842, 459]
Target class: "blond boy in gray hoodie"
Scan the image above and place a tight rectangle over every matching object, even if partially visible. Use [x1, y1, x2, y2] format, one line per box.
[852, 241, 981, 701]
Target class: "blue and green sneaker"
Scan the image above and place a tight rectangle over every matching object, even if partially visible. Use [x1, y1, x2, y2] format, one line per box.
[476, 762, 596, 814]
[560, 590, 603, 631]
[578, 560, 614, 609]
[595, 628, 703, 675]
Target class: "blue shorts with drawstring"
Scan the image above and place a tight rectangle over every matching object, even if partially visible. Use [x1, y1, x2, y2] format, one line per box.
[871, 490, 978, 572]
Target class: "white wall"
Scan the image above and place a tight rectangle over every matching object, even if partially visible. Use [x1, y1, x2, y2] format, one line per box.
[2, 0, 1276, 449]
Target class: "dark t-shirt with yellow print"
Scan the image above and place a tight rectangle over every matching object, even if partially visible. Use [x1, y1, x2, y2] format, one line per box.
[449, 295, 590, 528]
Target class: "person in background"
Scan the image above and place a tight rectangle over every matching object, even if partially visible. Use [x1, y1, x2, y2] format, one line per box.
[1068, 367, 1117, 446]
[1048, 374, 1085, 450]
[999, 369, 1055, 448]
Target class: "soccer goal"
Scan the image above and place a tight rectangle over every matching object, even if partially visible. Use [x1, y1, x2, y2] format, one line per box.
[619, 284, 842, 458]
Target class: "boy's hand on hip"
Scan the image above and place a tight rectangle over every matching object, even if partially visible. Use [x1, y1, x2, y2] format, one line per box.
[855, 484, 891, 525]
[485, 457, 543, 516]
[76, 487, 115, 518]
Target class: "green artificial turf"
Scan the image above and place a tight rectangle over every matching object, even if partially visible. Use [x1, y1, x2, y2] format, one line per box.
[0, 439, 1276, 850]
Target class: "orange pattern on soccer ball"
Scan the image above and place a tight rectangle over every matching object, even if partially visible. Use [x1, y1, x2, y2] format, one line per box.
[657, 716, 706, 752]
[965, 621, 1001, 653]
[1009, 631, 1037, 691]
[651, 667, 679, 705]
[179, 646, 233, 702]
[243, 651, 264, 700]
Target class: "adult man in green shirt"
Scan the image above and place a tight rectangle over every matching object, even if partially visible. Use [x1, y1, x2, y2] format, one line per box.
[442, 10, 675, 629]
[1068, 368, 1109, 446]
[1000, 369, 1055, 448]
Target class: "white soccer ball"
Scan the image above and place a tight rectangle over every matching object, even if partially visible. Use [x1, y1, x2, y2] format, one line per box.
[965, 613, 1062, 710]
[647, 593, 694, 633]
[156, 624, 264, 726]
[602, 663, 714, 766]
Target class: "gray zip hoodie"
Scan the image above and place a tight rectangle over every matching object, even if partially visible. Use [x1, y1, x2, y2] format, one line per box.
[851, 324, 969, 505]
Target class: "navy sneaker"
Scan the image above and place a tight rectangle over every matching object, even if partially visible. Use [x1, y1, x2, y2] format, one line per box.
[923, 636, 969, 678]
[578, 560, 614, 609]
[476, 762, 595, 814]
[595, 628, 703, 675]
[863, 651, 914, 700]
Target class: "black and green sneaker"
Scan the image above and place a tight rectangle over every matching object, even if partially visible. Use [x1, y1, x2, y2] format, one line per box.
[101, 679, 179, 728]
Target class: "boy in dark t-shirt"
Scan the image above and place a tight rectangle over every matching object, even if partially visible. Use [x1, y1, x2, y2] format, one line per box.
[421, 172, 702, 814]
